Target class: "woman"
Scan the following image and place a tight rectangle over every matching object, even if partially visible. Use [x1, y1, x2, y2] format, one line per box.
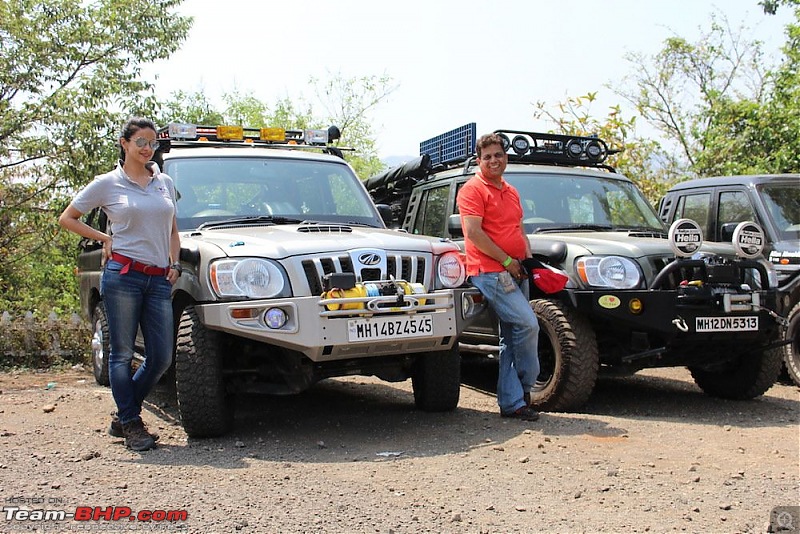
[59, 118, 182, 451]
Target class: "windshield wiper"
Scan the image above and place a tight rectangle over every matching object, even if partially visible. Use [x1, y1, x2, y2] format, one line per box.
[617, 225, 666, 233]
[197, 215, 304, 230]
[535, 224, 613, 233]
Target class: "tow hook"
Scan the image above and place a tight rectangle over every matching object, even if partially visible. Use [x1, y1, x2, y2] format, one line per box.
[762, 307, 790, 328]
[672, 317, 688, 332]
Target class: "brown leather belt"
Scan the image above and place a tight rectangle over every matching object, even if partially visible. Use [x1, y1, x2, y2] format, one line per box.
[110, 253, 169, 276]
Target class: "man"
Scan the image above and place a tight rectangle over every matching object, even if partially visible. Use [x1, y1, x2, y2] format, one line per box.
[456, 133, 540, 421]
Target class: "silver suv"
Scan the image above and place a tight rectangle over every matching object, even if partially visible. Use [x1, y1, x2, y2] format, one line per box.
[77, 123, 481, 437]
[367, 124, 786, 411]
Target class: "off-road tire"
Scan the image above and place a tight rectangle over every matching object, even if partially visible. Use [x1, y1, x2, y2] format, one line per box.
[782, 301, 800, 386]
[689, 346, 783, 399]
[91, 303, 111, 386]
[175, 306, 233, 437]
[411, 344, 460, 412]
[531, 299, 599, 411]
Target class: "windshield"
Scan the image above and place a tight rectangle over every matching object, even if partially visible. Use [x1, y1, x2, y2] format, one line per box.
[759, 183, 800, 241]
[164, 156, 382, 231]
[504, 172, 664, 232]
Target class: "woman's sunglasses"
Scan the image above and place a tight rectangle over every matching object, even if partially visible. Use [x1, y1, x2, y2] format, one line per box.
[132, 137, 160, 150]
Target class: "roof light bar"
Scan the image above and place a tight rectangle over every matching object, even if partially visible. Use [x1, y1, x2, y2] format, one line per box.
[167, 123, 197, 140]
[493, 130, 611, 165]
[216, 125, 244, 141]
[159, 123, 345, 149]
[419, 124, 616, 168]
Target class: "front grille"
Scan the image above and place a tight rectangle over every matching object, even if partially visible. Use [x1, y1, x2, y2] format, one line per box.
[303, 254, 427, 295]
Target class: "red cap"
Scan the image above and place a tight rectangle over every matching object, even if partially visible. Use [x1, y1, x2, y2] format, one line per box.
[521, 257, 569, 294]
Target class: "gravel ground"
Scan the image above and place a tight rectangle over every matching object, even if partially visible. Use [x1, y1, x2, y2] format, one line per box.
[0, 361, 798, 534]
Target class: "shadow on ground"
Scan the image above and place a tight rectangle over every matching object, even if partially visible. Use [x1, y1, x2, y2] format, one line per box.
[128, 354, 798, 469]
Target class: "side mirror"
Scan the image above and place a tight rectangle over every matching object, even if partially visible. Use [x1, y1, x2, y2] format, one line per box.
[720, 222, 738, 242]
[448, 214, 463, 238]
[376, 204, 393, 226]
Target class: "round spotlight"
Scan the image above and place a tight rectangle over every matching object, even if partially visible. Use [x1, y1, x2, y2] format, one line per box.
[496, 133, 511, 152]
[566, 140, 583, 158]
[264, 308, 288, 329]
[511, 135, 530, 156]
[585, 140, 605, 161]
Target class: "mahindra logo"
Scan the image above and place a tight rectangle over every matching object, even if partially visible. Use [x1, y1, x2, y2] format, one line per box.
[358, 253, 381, 266]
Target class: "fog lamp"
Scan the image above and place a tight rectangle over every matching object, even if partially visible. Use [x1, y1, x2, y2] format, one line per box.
[264, 308, 288, 329]
[512, 135, 530, 155]
[585, 140, 603, 161]
[566, 140, 583, 158]
[496, 133, 511, 152]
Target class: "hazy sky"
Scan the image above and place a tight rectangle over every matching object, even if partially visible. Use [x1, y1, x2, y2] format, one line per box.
[142, 0, 794, 159]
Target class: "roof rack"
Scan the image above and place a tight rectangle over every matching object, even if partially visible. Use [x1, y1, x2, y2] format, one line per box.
[154, 123, 351, 158]
[366, 124, 621, 200]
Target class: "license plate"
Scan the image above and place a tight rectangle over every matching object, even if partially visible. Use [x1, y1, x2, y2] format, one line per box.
[347, 315, 434, 342]
[695, 316, 759, 332]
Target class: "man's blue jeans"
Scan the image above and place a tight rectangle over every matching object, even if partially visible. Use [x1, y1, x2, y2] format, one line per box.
[101, 261, 173, 425]
[470, 272, 540, 414]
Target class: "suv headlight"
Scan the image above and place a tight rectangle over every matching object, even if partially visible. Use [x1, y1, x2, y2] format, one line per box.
[436, 251, 466, 289]
[575, 256, 642, 289]
[210, 258, 288, 298]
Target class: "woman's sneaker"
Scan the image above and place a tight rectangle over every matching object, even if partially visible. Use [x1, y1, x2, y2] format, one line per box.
[121, 419, 157, 451]
[109, 416, 159, 441]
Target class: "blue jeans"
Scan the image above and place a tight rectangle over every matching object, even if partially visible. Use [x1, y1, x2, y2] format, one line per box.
[101, 261, 174, 425]
[470, 272, 540, 414]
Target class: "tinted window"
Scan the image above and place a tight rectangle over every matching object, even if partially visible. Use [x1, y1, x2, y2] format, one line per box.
[716, 191, 756, 241]
[759, 184, 800, 240]
[504, 173, 663, 232]
[412, 185, 449, 236]
[164, 156, 380, 230]
[675, 193, 711, 238]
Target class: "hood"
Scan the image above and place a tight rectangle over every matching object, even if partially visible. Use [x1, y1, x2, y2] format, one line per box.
[183, 224, 451, 259]
[529, 231, 673, 259]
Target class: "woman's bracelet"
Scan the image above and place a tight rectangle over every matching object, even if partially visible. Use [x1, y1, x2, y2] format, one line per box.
[501, 256, 513, 268]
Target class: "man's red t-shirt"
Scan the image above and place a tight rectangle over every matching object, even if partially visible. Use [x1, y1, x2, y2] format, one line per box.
[456, 171, 527, 276]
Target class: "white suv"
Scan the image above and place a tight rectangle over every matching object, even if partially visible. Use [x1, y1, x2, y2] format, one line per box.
[77, 123, 482, 437]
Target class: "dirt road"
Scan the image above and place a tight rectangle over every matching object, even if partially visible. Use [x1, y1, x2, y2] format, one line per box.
[1, 361, 797, 533]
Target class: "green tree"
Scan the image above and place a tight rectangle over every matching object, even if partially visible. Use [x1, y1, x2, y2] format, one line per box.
[312, 72, 398, 178]
[534, 92, 680, 204]
[0, 0, 191, 314]
[158, 72, 397, 179]
[613, 8, 799, 177]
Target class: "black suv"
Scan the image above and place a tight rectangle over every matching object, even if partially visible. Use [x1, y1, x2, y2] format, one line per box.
[660, 174, 800, 385]
[367, 124, 787, 411]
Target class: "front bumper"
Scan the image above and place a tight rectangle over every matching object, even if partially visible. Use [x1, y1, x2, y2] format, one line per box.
[195, 287, 482, 362]
[570, 288, 781, 343]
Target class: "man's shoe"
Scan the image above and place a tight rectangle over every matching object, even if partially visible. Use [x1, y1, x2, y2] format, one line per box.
[121, 419, 157, 451]
[109, 416, 159, 441]
[501, 405, 540, 421]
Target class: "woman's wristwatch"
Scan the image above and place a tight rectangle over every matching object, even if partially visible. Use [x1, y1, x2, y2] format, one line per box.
[170, 262, 183, 276]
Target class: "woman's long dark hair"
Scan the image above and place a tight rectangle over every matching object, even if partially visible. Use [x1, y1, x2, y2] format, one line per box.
[118, 117, 158, 162]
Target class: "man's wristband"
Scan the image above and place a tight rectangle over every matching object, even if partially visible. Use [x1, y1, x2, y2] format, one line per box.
[170, 262, 183, 275]
[501, 256, 513, 268]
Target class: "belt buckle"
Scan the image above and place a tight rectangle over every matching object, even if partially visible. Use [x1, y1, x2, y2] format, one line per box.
[142, 264, 158, 275]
